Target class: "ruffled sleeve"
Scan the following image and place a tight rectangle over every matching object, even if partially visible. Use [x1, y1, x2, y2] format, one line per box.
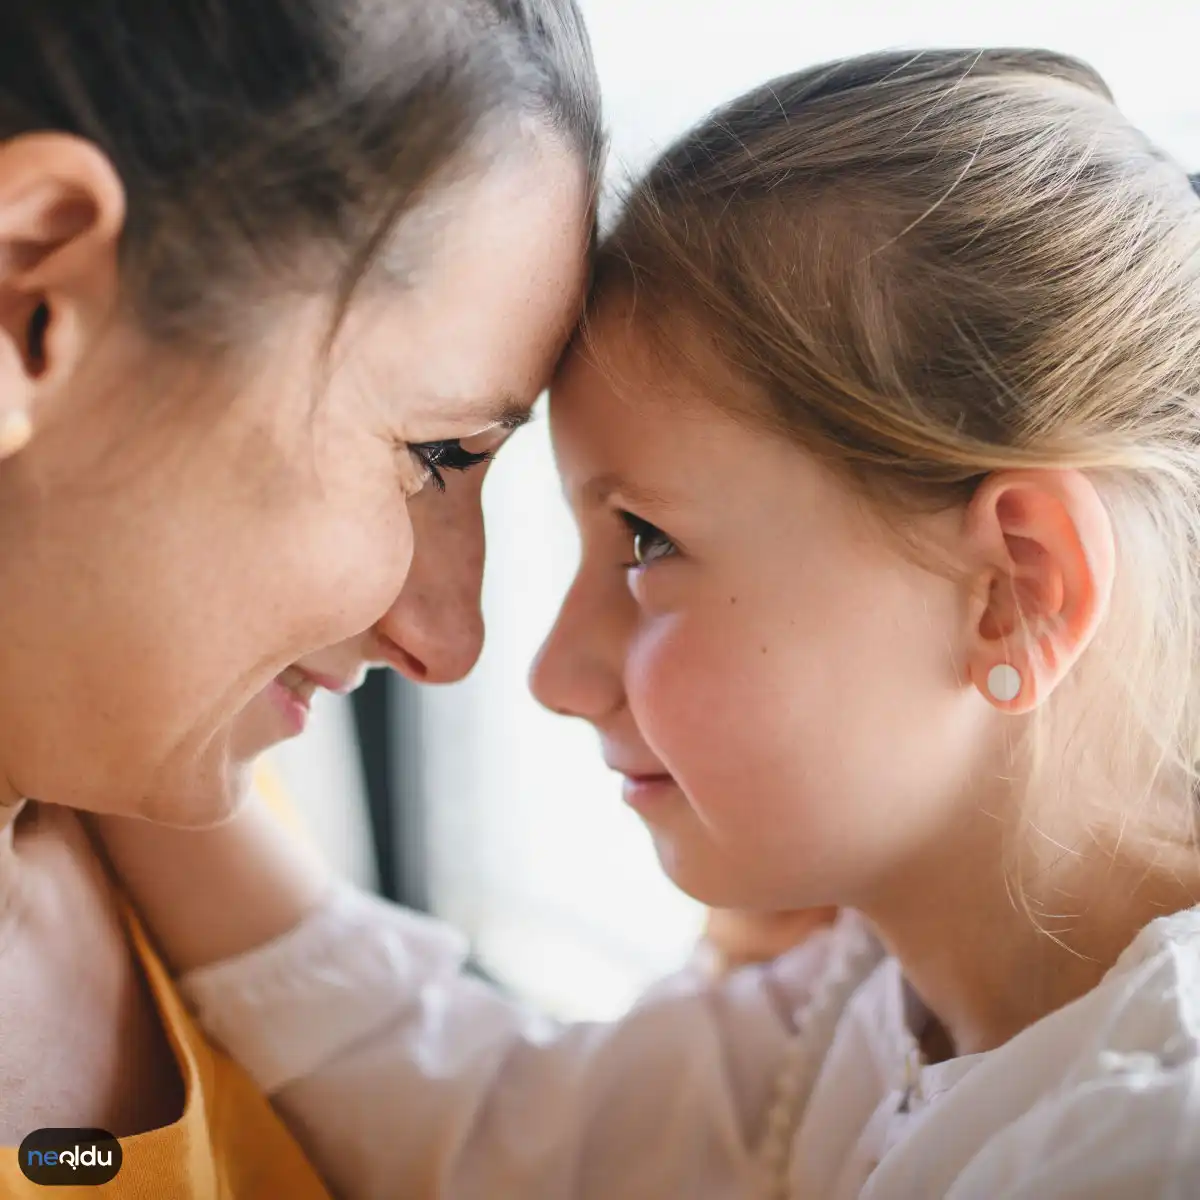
[180, 883, 868, 1200]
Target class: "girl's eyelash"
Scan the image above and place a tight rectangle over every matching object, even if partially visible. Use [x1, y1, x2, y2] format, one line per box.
[618, 510, 677, 569]
[408, 440, 494, 492]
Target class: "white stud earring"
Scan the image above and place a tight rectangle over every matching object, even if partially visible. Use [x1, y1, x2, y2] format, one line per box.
[0, 410, 33, 460]
[987, 663, 1022, 704]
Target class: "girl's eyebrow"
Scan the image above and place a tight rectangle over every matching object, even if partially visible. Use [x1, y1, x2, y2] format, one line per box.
[578, 472, 674, 512]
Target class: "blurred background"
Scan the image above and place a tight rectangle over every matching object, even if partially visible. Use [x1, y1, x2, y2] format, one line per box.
[265, 0, 1200, 1021]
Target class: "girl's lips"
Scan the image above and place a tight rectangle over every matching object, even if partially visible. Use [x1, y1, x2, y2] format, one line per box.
[620, 772, 678, 813]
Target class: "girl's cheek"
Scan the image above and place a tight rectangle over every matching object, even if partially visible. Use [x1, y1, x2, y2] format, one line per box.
[626, 617, 724, 760]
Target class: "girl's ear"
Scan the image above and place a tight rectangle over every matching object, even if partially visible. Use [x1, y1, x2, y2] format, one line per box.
[0, 133, 125, 462]
[961, 469, 1115, 713]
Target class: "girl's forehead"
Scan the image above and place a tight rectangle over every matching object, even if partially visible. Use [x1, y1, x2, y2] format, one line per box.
[562, 294, 753, 418]
[549, 329, 789, 500]
[551, 329, 726, 442]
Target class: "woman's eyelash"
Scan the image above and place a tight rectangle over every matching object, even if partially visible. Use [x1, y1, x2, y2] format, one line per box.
[408, 440, 494, 492]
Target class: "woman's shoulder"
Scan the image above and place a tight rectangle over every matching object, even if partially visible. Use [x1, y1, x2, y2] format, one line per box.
[0, 804, 185, 1143]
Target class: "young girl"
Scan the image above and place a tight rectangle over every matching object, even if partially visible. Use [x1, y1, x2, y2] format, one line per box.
[100, 49, 1200, 1198]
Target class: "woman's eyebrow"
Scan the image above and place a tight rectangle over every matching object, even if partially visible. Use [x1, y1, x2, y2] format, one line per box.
[486, 398, 535, 431]
[418, 393, 535, 433]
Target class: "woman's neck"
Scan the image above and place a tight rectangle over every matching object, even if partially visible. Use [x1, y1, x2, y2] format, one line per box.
[861, 811, 1200, 1059]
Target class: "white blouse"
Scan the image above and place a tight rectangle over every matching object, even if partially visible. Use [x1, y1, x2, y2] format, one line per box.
[180, 886, 1200, 1199]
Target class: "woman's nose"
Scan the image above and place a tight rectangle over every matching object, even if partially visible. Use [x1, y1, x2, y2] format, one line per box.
[528, 567, 627, 722]
[373, 474, 486, 684]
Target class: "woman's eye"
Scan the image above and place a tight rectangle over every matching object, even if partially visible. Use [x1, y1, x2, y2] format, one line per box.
[619, 511, 677, 568]
[407, 439, 494, 492]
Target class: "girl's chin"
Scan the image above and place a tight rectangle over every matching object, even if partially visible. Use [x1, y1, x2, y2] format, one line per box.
[650, 838, 814, 914]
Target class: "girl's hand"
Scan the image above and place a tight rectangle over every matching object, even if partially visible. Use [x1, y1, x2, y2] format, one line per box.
[703, 906, 839, 976]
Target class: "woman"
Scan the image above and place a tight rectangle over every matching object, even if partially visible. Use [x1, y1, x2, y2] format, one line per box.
[0, 1, 601, 1195]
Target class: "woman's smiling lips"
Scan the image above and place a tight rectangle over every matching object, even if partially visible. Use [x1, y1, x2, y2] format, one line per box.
[265, 665, 366, 737]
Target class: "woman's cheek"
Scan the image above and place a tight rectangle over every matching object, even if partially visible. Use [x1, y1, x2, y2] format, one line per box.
[277, 496, 415, 652]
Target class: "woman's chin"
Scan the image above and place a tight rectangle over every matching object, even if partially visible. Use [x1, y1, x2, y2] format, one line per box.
[130, 758, 253, 829]
[136, 701, 295, 828]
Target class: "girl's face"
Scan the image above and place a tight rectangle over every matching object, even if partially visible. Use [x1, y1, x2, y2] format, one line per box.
[0, 134, 589, 825]
[532, 305, 1002, 912]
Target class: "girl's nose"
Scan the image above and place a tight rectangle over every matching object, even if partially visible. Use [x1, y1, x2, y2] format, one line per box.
[529, 567, 627, 722]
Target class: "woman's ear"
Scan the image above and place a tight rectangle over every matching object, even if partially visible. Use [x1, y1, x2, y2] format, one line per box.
[962, 469, 1115, 713]
[0, 134, 125, 461]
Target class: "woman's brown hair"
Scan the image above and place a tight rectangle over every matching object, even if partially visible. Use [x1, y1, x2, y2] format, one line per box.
[0, 0, 604, 344]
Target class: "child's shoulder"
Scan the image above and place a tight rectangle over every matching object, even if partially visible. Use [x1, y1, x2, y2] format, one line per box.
[1106, 900, 1200, 1028]
[1036, 902, 1200, 1122]
[871, 905, 1200, 1198]
[960, 906, 1200, 1195]
[1056, 901, 1200, 1083]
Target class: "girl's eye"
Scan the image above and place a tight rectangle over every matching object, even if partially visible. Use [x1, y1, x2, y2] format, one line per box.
[407, 439, 494, 492]
[619, 511, 677, 568]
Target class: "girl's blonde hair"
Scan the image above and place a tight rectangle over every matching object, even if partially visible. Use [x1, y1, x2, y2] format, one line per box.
[592, 50, 1200, 880]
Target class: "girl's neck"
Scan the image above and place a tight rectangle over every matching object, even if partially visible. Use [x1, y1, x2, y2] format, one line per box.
[862, 828, 1200, 1059]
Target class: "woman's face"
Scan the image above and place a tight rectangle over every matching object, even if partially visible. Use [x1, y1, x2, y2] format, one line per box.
[0, 134, 589, 824]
